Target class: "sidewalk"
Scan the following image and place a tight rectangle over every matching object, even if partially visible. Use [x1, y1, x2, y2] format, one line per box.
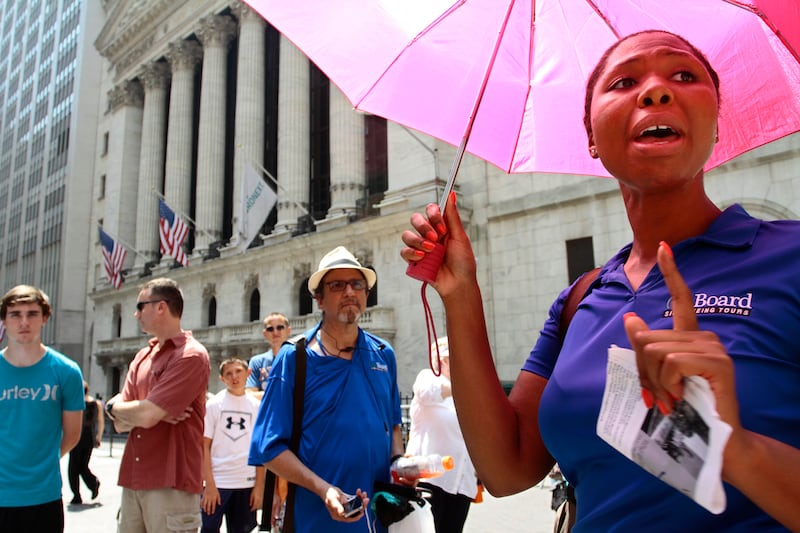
[61, 438, 558, 532]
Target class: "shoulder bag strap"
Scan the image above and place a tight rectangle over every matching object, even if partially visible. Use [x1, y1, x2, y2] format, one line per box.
[281, 337, 306, 533]
[260, 337, 307, 532]
[558, 267, 601, 342]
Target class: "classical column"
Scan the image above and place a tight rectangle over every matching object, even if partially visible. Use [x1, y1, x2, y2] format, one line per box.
[328, 85, 365, 218]
[275, 37, 310, 233]
[163, 40, 202, 261]
[195, 15, 236, 256]
[135, 62, 170, 269]
[231, 4, 266, 244]
[105, 80, 143, 258]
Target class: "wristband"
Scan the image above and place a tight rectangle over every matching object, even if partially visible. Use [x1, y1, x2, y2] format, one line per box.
[390, 454, 403, 465]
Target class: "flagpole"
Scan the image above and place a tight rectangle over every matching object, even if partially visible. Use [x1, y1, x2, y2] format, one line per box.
[250, 161, 317, 224]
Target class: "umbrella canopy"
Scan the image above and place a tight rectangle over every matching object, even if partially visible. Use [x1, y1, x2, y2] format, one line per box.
[244, 0, 800, 178]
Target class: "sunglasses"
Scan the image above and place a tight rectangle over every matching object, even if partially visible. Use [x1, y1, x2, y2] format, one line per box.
[265, 325, 286, 332]
[135, 299, 165, 312]
[325, 279, 368, 292]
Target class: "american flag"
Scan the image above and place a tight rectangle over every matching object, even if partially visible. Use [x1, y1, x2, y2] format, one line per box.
[158, 198, 189, 267]
[98, 228, 127, 289]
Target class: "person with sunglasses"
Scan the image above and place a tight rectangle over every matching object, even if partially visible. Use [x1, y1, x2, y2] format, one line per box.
[105, 277, 210, 532]
[250, 246, 404, 533]
[246, 312, 291, 400]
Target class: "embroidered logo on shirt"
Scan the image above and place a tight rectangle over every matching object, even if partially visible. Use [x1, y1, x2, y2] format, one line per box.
[663, 292, 753, 317]
[370, 361, 388, 372]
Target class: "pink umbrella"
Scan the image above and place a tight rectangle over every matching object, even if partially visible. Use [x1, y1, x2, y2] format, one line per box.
[243, 0, 800, 180]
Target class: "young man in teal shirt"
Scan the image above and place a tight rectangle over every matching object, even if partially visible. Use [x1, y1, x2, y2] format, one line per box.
[0, 285, 84, 532]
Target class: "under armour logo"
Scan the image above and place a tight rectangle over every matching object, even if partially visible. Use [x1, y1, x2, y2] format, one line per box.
[226, 417, 246, 430]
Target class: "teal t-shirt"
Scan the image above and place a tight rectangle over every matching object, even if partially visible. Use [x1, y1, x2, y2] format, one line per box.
[0, 347, 84, 506]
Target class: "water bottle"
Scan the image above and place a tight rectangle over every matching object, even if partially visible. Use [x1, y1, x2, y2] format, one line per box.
[391, 454, 454, 482]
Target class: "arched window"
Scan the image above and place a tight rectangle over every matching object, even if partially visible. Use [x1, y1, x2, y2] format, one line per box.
[207, 296, 217, 327]
[299, 278, 313, 315]
[249, 289, 261, 322]
[366, 267, 377, 308]
[112, 304, 122, 338]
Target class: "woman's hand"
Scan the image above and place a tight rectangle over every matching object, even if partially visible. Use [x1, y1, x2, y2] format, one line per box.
[623, 241, 743, 451]
[400, 192, 477, 298]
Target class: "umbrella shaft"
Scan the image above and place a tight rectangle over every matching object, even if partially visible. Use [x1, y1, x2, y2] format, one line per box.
[439, 135, 468, 213]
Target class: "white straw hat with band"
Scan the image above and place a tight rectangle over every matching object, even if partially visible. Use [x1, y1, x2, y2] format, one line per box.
[307, 246, 377, 294]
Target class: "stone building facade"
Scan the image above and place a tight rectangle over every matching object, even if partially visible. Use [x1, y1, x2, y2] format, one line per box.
[87, 0, 800, 396]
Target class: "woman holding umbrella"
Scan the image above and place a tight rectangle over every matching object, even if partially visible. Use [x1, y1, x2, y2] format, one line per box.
[401, 30, 800, 532]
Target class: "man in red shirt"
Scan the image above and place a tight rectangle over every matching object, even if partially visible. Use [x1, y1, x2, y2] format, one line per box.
[105, 278, 210, 532]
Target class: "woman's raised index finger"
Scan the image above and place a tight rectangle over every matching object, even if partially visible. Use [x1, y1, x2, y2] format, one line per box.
[658, 241, 698, 332]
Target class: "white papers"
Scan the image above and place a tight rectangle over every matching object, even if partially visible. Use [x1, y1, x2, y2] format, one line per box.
[597, 346, 731, 514]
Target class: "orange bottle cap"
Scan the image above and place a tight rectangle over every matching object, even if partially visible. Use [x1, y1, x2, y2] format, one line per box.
[442, 455, 454, 470]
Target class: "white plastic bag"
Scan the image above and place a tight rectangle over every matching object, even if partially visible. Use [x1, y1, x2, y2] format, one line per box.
[388, 498, 435, 533]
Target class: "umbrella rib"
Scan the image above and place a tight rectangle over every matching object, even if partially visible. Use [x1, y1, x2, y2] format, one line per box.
[582, 0, 621, 40]
[721, 0, 800, 64]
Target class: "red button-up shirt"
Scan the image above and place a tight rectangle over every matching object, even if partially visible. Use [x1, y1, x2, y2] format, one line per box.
[118, 331, 210, 494]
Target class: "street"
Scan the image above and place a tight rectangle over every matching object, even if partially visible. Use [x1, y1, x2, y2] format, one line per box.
[61, 438, 557, 532]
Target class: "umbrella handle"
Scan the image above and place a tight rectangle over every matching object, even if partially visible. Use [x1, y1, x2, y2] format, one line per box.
[406, 242, 446, 283]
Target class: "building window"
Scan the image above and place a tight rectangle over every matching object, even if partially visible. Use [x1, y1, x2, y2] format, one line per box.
[112, 304, 121, 338]
[299, 279, 313, 316]
[364, 115, 388, 198]
[249, 289, 260, 322]
[101, 131, 109, 156]
[207, 297, 217, 327]
[366, 267, 378, 308]
[565, 236, 595, 284]
[308, 64, 330, 226]
[98, 174, 105, 199]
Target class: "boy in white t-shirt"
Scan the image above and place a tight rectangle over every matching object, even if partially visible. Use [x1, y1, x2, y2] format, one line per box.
[202, 358, 265, 533]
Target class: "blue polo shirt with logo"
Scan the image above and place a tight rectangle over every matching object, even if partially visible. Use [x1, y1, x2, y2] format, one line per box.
[249, 325, 401, 533]
[527, 204, 799, 531]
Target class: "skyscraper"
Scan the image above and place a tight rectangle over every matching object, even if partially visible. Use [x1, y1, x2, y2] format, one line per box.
[0, 0, 102, 361]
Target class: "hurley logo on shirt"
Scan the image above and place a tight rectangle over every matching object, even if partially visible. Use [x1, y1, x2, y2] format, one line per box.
[0, 384, 60, 402]
[663, 292, 753, 317]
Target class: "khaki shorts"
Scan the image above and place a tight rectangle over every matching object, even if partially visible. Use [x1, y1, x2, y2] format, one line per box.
[118, 487, 201, 533]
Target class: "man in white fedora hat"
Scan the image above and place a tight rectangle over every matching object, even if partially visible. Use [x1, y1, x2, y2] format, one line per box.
[250, 246, 404, 533]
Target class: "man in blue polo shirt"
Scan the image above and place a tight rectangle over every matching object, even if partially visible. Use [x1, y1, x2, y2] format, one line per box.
[250, 246, 404, 533]
[246, 312, 291, 400]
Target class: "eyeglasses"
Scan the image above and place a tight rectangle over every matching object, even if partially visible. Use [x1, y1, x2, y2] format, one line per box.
[325, 279, 368, 292]
[135, 300, 165, 312]
[265, 325, 286, 332]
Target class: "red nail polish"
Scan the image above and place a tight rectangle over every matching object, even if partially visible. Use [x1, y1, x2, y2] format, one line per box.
[437, 223, 447, 235]
[425, 231, 438, 242]
[624, 312, 637, 320]
[641, 388, 654, 409]
[656, 399, 670, 415]
[421, 241, 436, 252]
[659, 241, 673, 258]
